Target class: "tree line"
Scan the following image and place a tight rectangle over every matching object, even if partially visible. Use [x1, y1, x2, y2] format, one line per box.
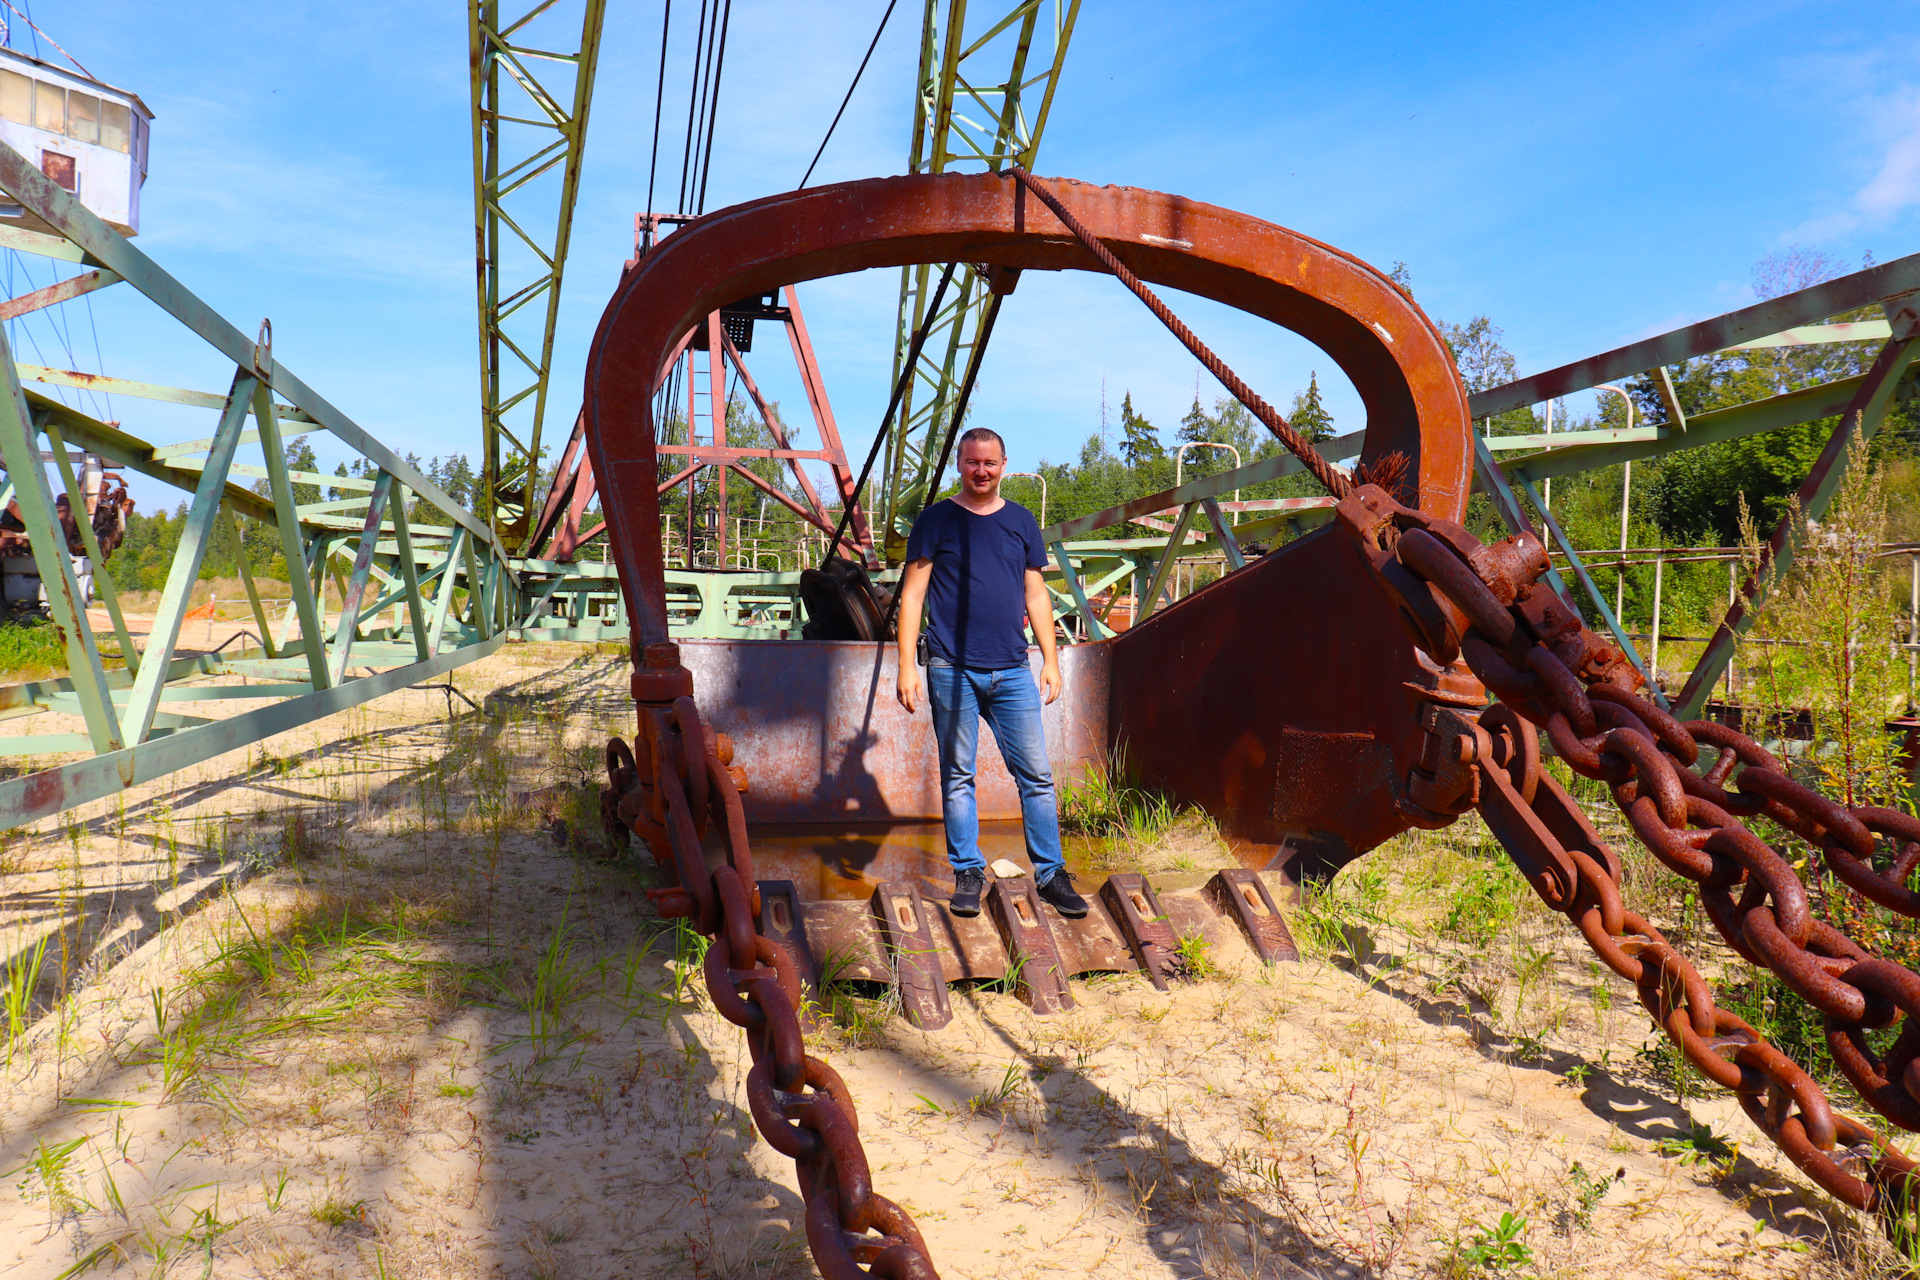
[97, 246, 1919, 630]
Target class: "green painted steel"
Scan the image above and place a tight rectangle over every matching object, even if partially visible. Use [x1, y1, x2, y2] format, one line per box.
[471, 0, 607, 552]
[0, 136, 537, 824]
[0, 329, 121, 752]
[0, 636, 507, 829]
[43, 416, 139, 677]
[879, 0, 1081, 553]
[1670, 335, 1920, 717]
[121, 370, 259, 744]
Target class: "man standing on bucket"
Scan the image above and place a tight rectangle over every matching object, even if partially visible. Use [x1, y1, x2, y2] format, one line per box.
[894, 426, 1089, 921]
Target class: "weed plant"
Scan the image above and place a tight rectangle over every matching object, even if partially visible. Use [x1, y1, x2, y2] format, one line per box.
[0, 613, 80, 680]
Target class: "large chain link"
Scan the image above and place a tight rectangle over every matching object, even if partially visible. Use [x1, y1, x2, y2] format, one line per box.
[1339, 483, 1920, 1221]
[604, 644, 940, 1280]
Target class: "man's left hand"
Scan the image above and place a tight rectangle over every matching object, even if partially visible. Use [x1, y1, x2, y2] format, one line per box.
[1039, 660, 1062, 705]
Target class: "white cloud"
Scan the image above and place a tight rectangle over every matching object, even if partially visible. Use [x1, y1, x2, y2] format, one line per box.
[1794, 89, 1920, 239]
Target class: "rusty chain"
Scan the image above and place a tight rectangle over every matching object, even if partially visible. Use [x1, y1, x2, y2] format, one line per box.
[603, 642, 940, 1280]
[1338, 482, 1920, 1225]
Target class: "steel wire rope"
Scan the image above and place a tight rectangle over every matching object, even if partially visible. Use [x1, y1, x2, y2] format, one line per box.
[643, 0, 672, 232]
[675, 0, 710, 213]
[797, 0, 898, 190]
[821, 262, 958, 562]
[1010, 164, 1354, 501]
[40, 260, 102, 419]
[5, 252, 64, 410]
[82, 285, 111, 427]
[685, 0, 720, 210]
[692, 0, 732, 214]
[877, 290, 1005, 638]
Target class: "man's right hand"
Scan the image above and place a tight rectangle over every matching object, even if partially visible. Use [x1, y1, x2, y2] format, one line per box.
[897, 664, 923, 715]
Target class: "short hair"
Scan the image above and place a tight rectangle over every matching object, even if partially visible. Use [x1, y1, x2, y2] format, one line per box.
[957, 426, 1006, 458]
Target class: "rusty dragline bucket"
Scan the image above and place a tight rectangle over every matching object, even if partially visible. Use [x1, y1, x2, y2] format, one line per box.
[581, 170, 1483, 1017]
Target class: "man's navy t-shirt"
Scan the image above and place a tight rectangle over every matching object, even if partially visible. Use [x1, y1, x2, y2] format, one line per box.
[905, 498, 1048, 670]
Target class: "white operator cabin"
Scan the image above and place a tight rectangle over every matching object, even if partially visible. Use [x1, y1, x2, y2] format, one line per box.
[0, 47, 150, 235]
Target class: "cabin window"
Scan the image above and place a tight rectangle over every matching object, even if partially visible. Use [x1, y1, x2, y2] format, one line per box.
[66, 92, 97, 144]
[31, 80, 62, 134]
[99, 100, 129, 154]
[0, 70, 28, 125]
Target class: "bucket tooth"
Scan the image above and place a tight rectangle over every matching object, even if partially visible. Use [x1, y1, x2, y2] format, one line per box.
[988, 874, 1074, 1014]
[1207, 867, 1300, 964]
[1101, 872, 1182, 990]
[871, 881, 953, 1030]
[756, 879, 820, 1000]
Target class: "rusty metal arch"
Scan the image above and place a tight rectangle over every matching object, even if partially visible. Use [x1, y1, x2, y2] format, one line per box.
[583, 171, 1473, 645]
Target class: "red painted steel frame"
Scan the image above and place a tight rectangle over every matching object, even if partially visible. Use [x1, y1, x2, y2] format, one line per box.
[585, 172, 1479, 872]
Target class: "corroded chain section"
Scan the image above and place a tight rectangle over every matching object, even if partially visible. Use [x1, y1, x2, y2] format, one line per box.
[1337, 483, 1920, 1218]
[604, 643, 940, 1280]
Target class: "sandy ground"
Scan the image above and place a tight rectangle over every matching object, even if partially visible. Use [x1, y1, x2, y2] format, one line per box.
[0, 643, 1903, 1278]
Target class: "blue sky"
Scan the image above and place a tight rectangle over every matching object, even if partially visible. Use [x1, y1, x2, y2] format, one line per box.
[12, 0, 1920, 514]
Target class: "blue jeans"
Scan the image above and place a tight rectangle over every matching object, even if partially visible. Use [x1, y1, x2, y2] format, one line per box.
[926, 659, 1065, 885]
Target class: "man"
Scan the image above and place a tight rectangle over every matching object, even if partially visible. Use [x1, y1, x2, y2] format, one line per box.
[895, 427, 1089, 920]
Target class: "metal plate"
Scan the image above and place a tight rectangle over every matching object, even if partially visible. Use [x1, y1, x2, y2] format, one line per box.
[800, 899, 890, 984]
[680, 638, 1107, 824]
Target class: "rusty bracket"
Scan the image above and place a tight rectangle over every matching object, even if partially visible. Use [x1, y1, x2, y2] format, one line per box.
[756, 879, 820, 1003]
[870, 881, 953, 1030]
[988, 875, 1075, 1014]
[1101, 872, 1182, 990]
[1406, 702, 1483, 818]
[1207, 868, 1300, 964]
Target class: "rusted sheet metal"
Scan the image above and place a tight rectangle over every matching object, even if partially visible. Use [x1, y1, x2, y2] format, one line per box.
[987, 874, 1074, 1015]
[927, 896, 1010, 983]
[1108, 527, 1485, 883]
[870, 880, 953, 1029]
[1047, 894, 1137, 976]
[799, 899, 891, 983]
[680, 637, 1107, 823]
[1208, 868, 1299, 963]
[1153, 878, 1239, 961]
[755, 879, 819, 997]
[1101, 872, 1181, 990]
[584, 171, 1472, 647]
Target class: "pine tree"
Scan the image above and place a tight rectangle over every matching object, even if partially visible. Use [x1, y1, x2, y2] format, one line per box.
[1289, 372, 1335, 443]
[1178, 395, 1214, 446]
[1118, 392, 1165, 465]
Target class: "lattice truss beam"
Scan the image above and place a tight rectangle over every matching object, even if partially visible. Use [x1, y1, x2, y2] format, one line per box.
[879, 0, 1080, 552]
[1029, 254, 1920, 723]
[471, 0, 606, 551]
[0, 139, 530, 829]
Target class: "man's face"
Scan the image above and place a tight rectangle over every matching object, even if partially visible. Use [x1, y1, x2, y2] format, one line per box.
[959, 439, 1005, 498]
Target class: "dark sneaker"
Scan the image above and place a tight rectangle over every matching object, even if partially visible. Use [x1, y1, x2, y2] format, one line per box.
[1037, 871, 1090, 918]
[950, 869, 986, 918]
